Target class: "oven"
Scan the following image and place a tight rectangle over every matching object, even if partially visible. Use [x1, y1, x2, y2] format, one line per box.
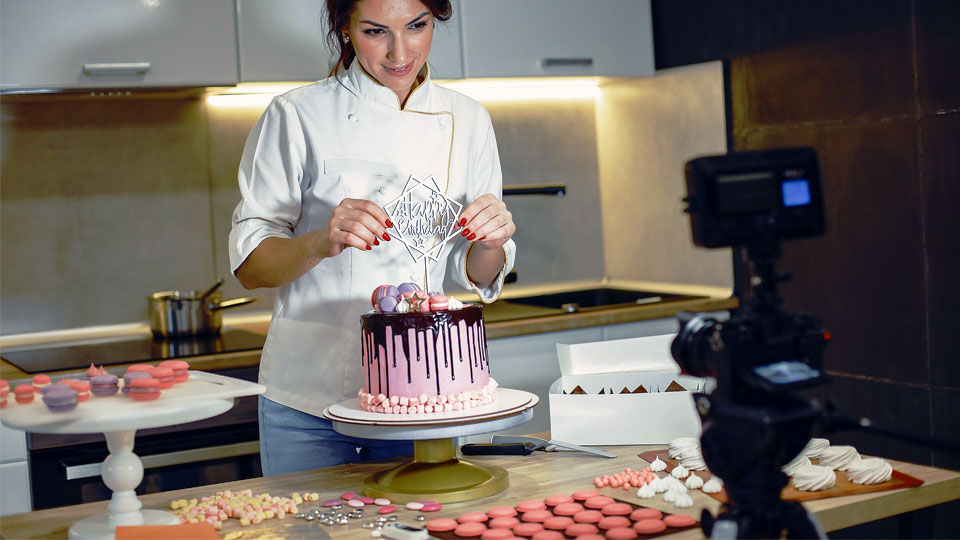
[1, 333, 265, 510]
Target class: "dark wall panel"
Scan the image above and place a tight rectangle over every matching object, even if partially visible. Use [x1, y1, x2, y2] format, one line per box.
[734, 121, 927, 384]
[921, 115, 960, 390]
[915, 0, 960, 112]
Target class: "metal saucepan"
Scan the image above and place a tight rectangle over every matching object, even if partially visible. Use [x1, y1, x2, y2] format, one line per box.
[148, 289, 258, 338]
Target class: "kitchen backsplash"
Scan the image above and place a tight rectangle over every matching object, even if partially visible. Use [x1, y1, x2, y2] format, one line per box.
[0, 61, 728, 335]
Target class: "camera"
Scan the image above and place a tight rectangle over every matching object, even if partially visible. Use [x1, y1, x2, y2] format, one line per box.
[672, 147, 831, 539]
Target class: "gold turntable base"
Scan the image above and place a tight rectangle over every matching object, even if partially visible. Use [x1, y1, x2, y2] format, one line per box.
[362, 438, 508, 503]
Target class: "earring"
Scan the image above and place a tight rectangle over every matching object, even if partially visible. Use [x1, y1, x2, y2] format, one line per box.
[343, 34, 350, 42]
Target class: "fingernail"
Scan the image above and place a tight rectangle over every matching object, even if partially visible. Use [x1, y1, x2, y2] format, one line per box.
[461, 228, 470, 237]
[365, 245, 372, 251]
[373, 238, 380, 246]
[459, 218, 466, 227]
[468, 233, 477, 241]
[385, 219, 393, 228]
[382, 232, 390, 241]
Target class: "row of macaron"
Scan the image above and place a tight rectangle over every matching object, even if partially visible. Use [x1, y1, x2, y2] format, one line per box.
[0, 360, 191, 411]
[371, 282, 464, 314]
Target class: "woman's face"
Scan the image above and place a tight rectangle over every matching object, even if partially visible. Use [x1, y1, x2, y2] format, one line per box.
[347, 0, 434, 104]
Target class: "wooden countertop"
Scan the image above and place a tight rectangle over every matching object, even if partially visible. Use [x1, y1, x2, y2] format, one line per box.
[0, 286, 737, 381]
[1, 445, 957, 539]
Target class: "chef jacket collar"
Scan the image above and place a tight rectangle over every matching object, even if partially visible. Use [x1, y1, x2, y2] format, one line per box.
[342, 58, 433, 112]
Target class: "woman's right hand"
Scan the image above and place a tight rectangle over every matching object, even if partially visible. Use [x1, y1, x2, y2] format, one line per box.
[236, 198, 392, 290]
[314, 198, 393, 258]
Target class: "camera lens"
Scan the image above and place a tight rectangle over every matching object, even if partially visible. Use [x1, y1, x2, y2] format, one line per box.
[672, 312, 721, 378]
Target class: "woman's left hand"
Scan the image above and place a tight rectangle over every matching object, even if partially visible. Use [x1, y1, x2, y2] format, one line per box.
[458, 193, 515, 250]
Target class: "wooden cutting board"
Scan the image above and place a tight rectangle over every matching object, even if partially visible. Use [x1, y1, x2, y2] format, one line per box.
[638, 450, 924, 502]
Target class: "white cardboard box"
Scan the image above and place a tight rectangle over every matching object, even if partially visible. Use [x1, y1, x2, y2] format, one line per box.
[549, 334, 705, 445]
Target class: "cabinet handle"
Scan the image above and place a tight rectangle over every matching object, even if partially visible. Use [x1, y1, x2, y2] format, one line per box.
[541, 58, 594, 68]
[82, 62, 152, 75]
[61, 440, 260, 480]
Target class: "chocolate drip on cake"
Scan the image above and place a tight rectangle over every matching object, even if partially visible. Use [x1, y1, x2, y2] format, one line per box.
[361, 305, 486, 396]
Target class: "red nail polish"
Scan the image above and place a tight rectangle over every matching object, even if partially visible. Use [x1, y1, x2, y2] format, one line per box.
[382, 232, 390, 241]
[365, 244, 372, 251]
[461, 228, 470, 237]
[373, 238, 380, 246]
[385, 219, 393, 228]
[459, 218, 466, 227]
[468, 233, 477, 241]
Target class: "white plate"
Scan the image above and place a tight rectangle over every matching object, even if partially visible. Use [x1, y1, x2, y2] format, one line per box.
[323, 388, 539, 427]
[0, 371, 265, 433]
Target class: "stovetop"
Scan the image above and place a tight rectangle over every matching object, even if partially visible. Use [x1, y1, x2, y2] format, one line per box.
[0, 330, 266, 374]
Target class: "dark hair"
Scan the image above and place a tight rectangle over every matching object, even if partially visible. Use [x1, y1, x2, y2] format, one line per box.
[326, 0, 452, 76]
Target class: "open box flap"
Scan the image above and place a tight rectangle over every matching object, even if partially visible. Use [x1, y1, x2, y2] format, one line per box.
[557, 334, 681, 376]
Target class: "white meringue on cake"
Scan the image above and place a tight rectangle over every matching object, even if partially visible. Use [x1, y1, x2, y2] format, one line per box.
[650, 456, 667, 472]
[845, 458, 893, 485]
[818, 445, 861, 471]
[685, 473, 704, 490]
[703, 476, 724, 494]
[792, 465, 837, 491]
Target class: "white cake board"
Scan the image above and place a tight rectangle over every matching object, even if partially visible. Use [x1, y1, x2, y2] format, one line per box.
[323, 388, 539, 440]
[0, 371, 265, 540]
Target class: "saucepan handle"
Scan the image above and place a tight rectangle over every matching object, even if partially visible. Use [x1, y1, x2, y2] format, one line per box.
[210, 297, 259, 311]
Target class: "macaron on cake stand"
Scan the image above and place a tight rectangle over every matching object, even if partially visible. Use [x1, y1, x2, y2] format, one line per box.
[326, 175, 538, 503]
[0, 371, 265, 539]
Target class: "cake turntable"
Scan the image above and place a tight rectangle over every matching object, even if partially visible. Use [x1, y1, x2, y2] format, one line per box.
[323, 388, 538, 503]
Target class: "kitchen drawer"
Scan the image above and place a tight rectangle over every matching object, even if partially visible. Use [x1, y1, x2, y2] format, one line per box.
[0, 422, 27, 463]
[0, 0, 237, 91]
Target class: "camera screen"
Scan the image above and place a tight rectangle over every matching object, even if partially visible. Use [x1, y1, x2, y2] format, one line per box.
[781, 179, 812, 208]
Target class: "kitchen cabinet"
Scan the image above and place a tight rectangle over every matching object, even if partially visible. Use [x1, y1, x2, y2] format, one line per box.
[0, 423, 30, 516]
[0, 0, 237, 92]
[236, 0, 463, 82]
[459, 0, 655, 78]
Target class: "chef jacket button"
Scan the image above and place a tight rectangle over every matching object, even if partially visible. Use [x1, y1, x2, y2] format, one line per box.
[438, 117, 449, 128]
[348, 113, 358, 122]
[378, 186, 387, 195]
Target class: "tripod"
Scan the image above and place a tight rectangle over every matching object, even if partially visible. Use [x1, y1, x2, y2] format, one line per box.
[695, 392, 828, 539]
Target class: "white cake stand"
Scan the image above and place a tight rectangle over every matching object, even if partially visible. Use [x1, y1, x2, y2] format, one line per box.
[323, 388, 538, 503]
[0, 371, 265, 540]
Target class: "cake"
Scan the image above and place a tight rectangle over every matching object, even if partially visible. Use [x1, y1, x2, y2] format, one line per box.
[358, 283, 497, 414]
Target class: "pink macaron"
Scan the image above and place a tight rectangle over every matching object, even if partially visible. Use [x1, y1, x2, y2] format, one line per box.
[158, 360, 190, 383]
[128, 378, 161, 401]
[147, 367, 175, 389]
[32, 374, 51, 393]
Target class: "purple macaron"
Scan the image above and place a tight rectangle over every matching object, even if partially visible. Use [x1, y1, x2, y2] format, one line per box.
[397, 282, 422, 295]
[90, 374, 119, 396]
[122, 372, 151, 395]
[42, 386, 78, 412]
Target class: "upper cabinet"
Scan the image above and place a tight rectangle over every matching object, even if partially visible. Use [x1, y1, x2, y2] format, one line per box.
[0, 0, 238, 92]
[459, 0, 655, 78]
[236, 0, 463, 82]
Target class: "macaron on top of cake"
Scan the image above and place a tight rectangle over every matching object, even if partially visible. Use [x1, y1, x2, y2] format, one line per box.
[127, 377, 161, 401]
[157, 360, 189, 383]
[90, 374, 120, 396]
[42, 386, 79, 412]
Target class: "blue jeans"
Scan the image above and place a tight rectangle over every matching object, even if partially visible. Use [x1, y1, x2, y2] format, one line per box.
[258, 396, 413, 476]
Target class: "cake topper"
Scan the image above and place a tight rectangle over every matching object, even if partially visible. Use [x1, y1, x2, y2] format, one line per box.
[384, 175, 463, 292]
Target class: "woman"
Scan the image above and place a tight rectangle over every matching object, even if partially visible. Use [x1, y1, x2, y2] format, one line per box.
[229, 0, 517, 475]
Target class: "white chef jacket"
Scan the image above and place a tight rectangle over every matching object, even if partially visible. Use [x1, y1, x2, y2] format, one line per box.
[229, 60, 516, 417]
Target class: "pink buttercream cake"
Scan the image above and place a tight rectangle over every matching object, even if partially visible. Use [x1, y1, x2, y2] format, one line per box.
[359, 304, 497, 414]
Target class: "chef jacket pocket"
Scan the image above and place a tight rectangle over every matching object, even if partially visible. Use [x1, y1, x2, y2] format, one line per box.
[323, 159, 399, 205]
